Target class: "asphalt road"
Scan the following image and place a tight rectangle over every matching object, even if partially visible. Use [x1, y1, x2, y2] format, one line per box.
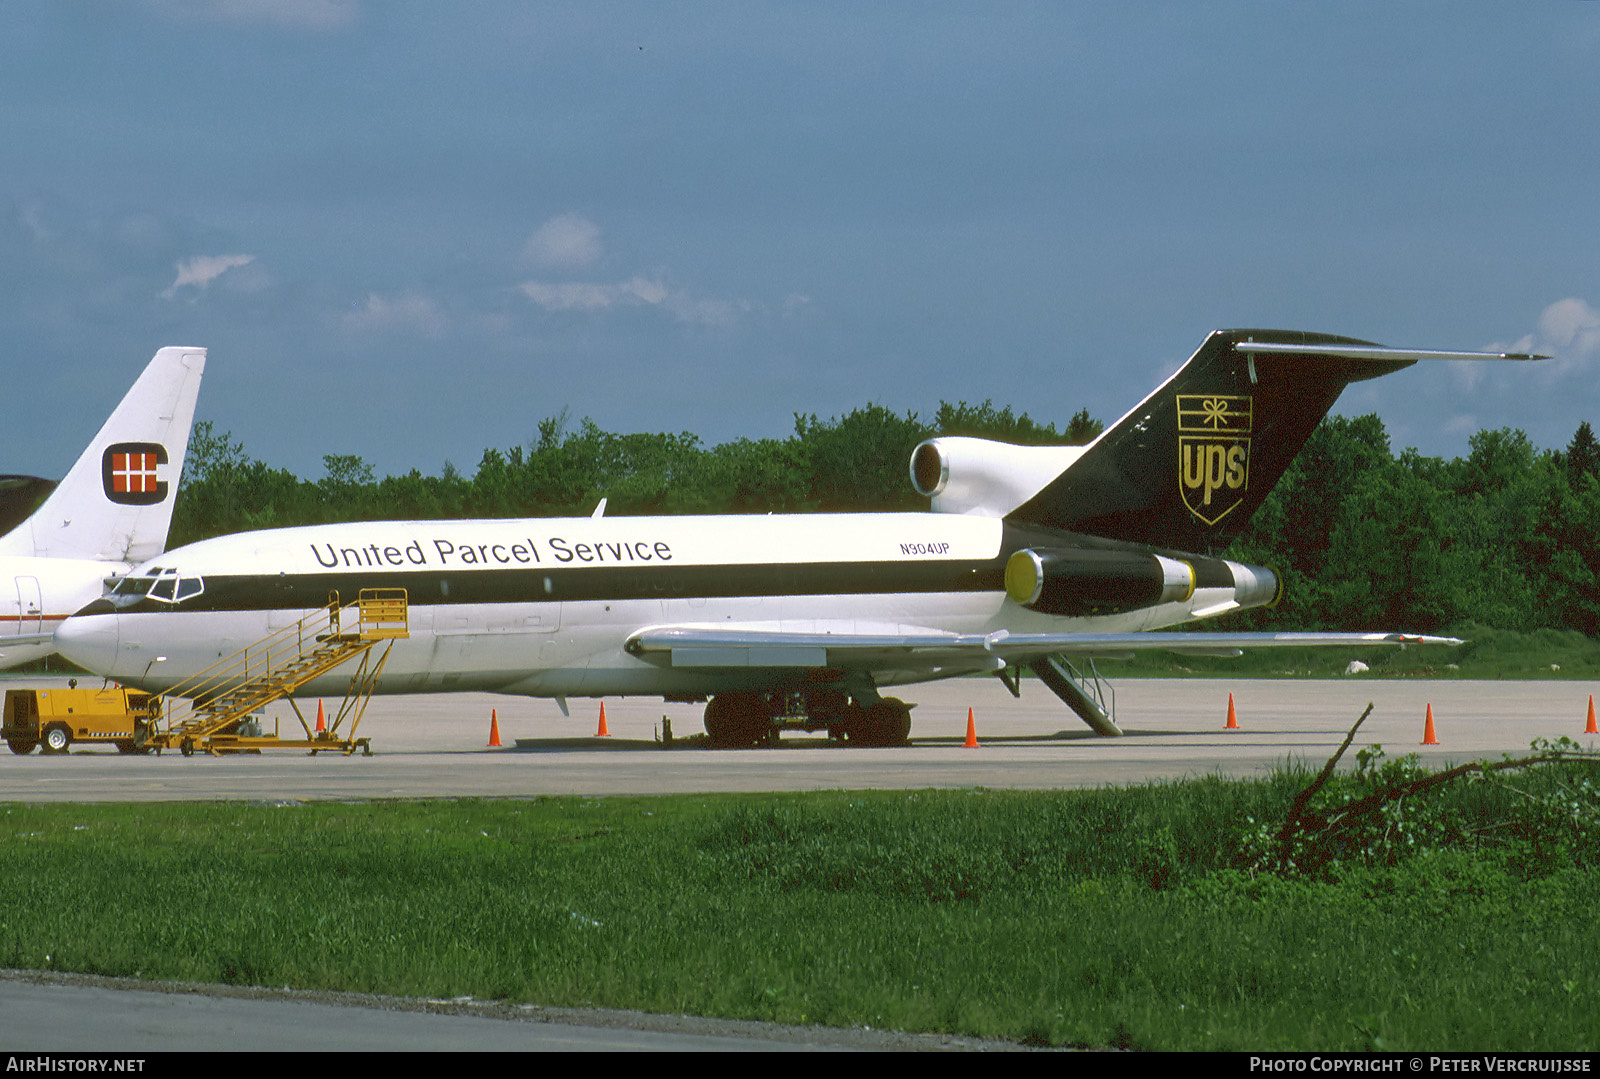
[0, 973, 1010, 1052]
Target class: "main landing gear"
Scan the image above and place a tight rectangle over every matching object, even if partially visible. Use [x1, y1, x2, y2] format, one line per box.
[702, 688, 913, 749]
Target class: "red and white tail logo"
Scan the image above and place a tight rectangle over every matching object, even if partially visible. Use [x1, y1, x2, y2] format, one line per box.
[102, 442, 169, 505]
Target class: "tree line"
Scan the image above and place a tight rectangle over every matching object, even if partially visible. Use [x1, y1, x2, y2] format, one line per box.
[169, 404, 1600, 637]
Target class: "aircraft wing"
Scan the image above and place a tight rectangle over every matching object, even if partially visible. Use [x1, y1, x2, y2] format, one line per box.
[625, 625, 1461, 675]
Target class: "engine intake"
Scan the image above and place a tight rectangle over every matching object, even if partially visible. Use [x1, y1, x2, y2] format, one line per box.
[910, 437, 1087, 517]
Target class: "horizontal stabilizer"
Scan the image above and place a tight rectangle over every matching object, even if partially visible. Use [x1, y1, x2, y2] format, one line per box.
[1231, 341, 1547, 363]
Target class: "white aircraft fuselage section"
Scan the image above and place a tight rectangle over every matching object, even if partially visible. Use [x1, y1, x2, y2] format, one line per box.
[60, 512, 1237, 698]
[1, 556, 133, 667]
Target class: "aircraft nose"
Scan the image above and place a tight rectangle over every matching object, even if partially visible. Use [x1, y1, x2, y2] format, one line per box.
[56, 606, 122, 676]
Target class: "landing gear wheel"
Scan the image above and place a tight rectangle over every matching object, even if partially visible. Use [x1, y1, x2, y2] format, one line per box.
[703, 693, 771, 748]
[854, 698, 912, 747]
[41, 724, 72, 755]
[833, 703, 867, 743]
[7, 739, 36, 755]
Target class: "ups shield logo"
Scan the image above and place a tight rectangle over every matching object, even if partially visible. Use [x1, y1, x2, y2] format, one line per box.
[1177, 395, 1251, 526]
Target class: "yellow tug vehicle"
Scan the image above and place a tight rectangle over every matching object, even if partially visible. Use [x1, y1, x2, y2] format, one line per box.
[3, 685, 161, 755]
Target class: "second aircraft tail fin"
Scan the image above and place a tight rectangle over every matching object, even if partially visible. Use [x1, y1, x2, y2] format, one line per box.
[0, 347, 207, 564]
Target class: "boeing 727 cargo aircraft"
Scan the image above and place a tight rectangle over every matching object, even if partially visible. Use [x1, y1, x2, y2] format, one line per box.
[0, 347, 205, 669]
[55, 330, 1533, 744]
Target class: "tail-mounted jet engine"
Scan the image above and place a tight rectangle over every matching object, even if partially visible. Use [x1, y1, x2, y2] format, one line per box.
[910, 437, 1087, 517]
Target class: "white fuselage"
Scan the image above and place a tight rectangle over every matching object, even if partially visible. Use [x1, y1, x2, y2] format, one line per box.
[53, 512, 1238, 700]
[1, 556, 129, 668]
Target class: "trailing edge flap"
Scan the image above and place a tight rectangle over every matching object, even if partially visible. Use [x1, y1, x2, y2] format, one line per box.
[626, 626, 1462, 669]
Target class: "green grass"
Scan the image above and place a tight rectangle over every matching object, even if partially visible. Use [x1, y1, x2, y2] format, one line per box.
[2, 763, 1597, 1050]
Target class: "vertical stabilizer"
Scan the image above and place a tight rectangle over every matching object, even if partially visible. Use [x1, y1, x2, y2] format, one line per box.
[0, 347, 206, 563]
[1005, 329, 1538, 553]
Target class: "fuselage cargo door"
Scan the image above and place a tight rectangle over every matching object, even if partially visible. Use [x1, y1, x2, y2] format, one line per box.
[12, 577, 41, 636]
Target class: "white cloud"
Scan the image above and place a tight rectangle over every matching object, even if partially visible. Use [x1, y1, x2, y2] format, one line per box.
[340, 292, 448, 337]
[1478, 298, 1600, 390]
[1532, 298, 1600, 363]
[517, 275, 750, 327]
[518, 279, 647, 313]
[515, 215, 754, 327]
[1490, 297, 1600, 362]
[17, 201, 52, 245]
[521, 213, 603, 272]
[663, 293, 751, 328]
[160, 254, 256, 299]
[149, 0, 359, 32]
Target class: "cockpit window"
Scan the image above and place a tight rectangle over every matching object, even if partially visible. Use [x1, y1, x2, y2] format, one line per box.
[109, 567, 203, 606]
[111, 576, 156, 598]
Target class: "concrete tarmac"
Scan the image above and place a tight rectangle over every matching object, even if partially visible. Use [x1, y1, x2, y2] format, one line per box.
[3, 674, 1596, 802]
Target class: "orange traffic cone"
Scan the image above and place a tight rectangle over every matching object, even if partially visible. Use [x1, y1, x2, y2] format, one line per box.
[488, 709, 502, 747]
[1422, 703, 1439, 745]
[1225, 693, 1239, 730]
[596, 702, 610, 737]
[963, 707, 979, 749]
[315, 699, 326, 733]
[1586, 695, 1597, 735]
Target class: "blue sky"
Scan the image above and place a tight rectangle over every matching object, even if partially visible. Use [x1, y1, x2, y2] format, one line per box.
[5, 1, 1598, 481]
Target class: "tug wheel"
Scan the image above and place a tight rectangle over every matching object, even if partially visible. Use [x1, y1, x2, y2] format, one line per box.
[41, 724, 72, 755]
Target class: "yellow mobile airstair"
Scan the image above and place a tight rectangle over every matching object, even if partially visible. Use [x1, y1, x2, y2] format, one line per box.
[143, 588, 408, 756]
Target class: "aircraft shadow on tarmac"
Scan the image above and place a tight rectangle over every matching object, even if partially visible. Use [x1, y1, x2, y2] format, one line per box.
[501, 728, 1201, 751]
